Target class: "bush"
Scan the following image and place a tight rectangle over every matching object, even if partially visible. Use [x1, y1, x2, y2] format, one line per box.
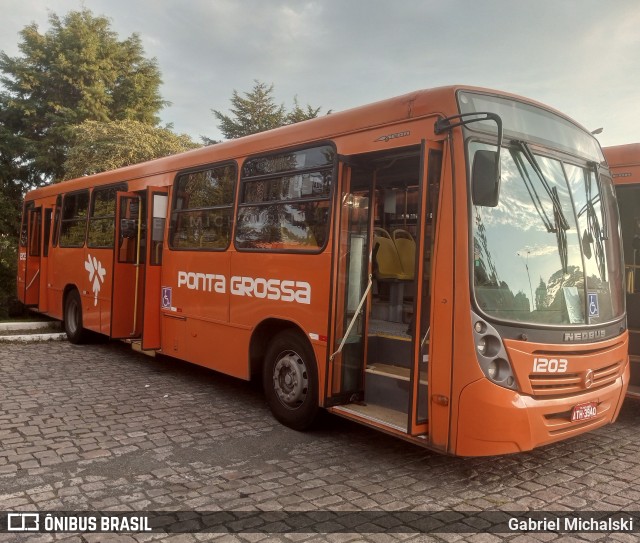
[0, 235, 21, 319]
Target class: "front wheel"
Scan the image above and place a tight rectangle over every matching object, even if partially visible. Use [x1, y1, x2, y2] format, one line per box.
[64, 289, 86, 344]
[263, 330, 319, 430]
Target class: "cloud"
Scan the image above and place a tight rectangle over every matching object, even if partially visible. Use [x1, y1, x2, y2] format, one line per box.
[1, 0, 639, 145]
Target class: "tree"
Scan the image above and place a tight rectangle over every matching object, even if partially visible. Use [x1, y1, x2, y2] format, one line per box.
[0, 8, 167, 185]
[212, 81, 324, 140]
[0, 112, 28, 319]
[287, 97, 323, 125]
[63, 120, 200, 179]
[0, 8, 168, 318]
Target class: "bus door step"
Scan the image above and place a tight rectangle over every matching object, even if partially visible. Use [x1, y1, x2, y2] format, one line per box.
[130, 340, 156, 357]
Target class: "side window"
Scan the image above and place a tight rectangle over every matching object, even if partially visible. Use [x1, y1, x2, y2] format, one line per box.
[88, 184, 126, 248]
[43, 208, 52, 257]
[20, 201, 34, 247]
[28, 207, 42, 257]
[59, 191, 89, 248]
[52, 196, 62, 247]
[169, 163, 237, 250]
[235, 145, 335, 251]
[616, 184, 640, 294]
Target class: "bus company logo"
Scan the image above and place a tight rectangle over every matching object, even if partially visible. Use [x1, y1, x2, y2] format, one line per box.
[85, 254, 107, 306]
[563, 329, 606, 342]
[583, 369, 595, 389]
[177, 271, 311, 305]
[375, 130, 410, 143]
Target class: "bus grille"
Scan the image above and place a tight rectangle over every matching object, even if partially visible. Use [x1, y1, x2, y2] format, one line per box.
[529, 361, 623, 397]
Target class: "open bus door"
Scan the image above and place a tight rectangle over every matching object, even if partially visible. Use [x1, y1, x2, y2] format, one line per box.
[23, 205, 42, 306]
[111, 192, 145, 338]
[38, 207, 53, 313]
[141, 187, 169, 350]
[327, 142, 446, 447]
[326, 161, 369, 406]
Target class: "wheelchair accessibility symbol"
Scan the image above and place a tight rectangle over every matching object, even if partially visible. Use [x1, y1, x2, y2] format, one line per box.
[588, 292, 599, 318]
[162, 287, 172, 309]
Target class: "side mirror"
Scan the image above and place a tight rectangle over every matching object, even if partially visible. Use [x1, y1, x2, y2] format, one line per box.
[472, 150, 501, 207]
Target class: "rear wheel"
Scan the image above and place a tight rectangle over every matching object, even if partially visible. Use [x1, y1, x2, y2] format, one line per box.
[263, 330, 319, 430]
[64, 289, 86, 344]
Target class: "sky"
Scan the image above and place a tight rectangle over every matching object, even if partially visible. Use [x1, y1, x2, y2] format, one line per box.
[0, 0, 638, 147]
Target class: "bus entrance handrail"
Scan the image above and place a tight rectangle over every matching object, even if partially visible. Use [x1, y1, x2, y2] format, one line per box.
[330, 274, 373, 362]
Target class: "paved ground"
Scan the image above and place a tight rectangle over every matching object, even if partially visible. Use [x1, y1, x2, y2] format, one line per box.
[0, 340, 640, 542]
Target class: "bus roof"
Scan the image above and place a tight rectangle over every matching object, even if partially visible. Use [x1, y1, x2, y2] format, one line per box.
[604, 143, 640, 168]
[25, 84, 587, 200]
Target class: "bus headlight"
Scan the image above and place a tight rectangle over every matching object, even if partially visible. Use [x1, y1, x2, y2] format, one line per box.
[471, 311, 518, 391]
[477, 337, 487, 356]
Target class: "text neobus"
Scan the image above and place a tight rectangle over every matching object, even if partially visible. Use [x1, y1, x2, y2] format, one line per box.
[177, 271, 311, 304]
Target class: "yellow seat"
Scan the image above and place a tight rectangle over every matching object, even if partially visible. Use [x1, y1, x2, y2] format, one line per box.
[392, 229, 415, 280]
[373, 228, 411, 280]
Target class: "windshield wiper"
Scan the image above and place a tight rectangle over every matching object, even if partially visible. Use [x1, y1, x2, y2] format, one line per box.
[576, 163, 607, 280]
[552, 186, 569, 274]
[511, 149, 555, 233]
[512, 140, 570, 233]
[587, 161, 609, 241]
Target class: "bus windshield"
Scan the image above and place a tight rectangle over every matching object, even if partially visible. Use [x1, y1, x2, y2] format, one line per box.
[462, 96, 624, 326]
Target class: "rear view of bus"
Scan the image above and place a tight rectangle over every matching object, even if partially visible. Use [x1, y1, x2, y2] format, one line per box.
[448, 91, 628, 454]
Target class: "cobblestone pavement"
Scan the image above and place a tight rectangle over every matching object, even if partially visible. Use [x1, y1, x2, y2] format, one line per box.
[1, 340, 640, 543]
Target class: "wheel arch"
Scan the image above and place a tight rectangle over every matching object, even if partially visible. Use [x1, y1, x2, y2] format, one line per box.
[249, 318, 315, 381]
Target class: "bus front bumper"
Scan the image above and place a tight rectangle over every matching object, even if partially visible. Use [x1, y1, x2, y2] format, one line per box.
[454, 363, 629, 456]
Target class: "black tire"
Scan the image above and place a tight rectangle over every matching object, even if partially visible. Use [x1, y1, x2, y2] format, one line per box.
[263, 329, 319, 431]
[64, 289, 86, 344]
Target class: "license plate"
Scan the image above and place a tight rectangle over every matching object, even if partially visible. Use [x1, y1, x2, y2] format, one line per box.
[571, 401, 597, 422]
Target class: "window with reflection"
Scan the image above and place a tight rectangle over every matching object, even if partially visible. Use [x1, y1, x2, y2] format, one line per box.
[88, 184, 126, 248]
[20, 201, 34, 247]
[236, 145, 335, 251]
[169, 163, 237, 250]
[52, 196, 62, 247]
[28, 207, 42, 257]
[60, 191, 89, 248]
[616, 184, 640, 297]
[471, 142, 623, 325]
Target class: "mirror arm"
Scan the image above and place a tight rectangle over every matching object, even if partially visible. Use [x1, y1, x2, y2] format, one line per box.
[434, 111, 503, 182]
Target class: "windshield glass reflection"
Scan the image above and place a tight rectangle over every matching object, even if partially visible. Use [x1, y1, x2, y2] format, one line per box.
[472, 142, 623, 325]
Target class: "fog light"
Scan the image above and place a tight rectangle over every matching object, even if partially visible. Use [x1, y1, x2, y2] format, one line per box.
[487, 360, 497, 379]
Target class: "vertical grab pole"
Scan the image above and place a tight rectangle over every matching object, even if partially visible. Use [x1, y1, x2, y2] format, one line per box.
[132, 195, 142, 336]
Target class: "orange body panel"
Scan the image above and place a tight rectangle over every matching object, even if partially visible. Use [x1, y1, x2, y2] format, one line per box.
[425, 142, 455, 452]
[456, 339, 629, 456]
[603, 143, 640, 186]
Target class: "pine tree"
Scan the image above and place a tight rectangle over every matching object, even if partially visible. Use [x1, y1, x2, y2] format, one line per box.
[212, 81, 323, 139]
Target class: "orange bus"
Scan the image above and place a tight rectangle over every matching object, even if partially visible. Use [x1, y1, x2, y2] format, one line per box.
[602, 143, 640, 398]
[18, 86, 629, 456]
